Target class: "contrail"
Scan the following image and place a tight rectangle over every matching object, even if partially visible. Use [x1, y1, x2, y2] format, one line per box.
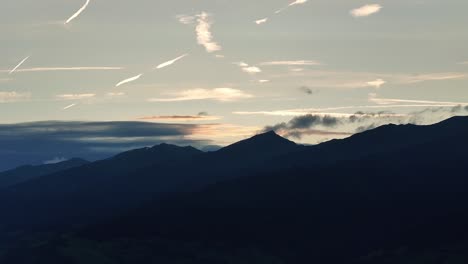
[255, 18, 268, 25]
[63, 103, 77, 110]
[275, 0, 308, 14]
[65, 0, 91, 24]
[9, 56, 30, 75]
[115, 73, 143, 87]
[1, 66, 123, 73]
[155, 54, 188, 70]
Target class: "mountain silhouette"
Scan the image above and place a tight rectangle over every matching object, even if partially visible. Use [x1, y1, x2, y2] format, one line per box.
[218, 130, 300, 157]
[0, 158, 88, 189]
[2, 116, 468, 264]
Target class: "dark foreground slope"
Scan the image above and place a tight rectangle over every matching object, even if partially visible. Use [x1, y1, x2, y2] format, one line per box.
[66, 117, 468, 264]
[0, 158, 89, 189]
[0, 133, 303, 234]
[2, 117, 468, 264]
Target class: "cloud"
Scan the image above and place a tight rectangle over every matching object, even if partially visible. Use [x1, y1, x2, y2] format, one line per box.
[138, 114, 221, 122]
[63, 103, 77, 110]
[275, 0, 308, 14]
[367, 79, 386, 88]
[149, 88, 253, 102]
[116, 73, 144, 87]
[350, 4, 382, 17]
[242, 66, 262, 74]
[263, 105, 468, 140]
[460, 61, 468, 65]
[56, 93, 96, 100]
[255, 18, 268, 25]
[263, 114, 344, 139]
[235, 62, 262, 74]
[397, 73, 466, 84]
[43, 157, 68, 164]
[176, 14, 196, 25]
[0, 67, 124, 73]
[9, 56, 30, 75]
[258, 79, 270, 83]
[0, 92, 31, 103]
[65, 0, 91, 24]
[0, 121, 210, 171]
[270, 69, 465, 89]
[260, 60, 320, 66]
[195, 12, 221, 53]
[155, 54, 188, 70]
[368, 93, 468, 106]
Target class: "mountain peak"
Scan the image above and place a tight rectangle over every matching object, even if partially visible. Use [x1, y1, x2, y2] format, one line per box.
[218, 130, 300, 156]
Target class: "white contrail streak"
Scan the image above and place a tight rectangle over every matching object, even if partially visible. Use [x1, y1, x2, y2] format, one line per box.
[63, 103, 77, 110]
[115, 74, 143, 87]
[9, 56, 30, 75]
[255, 18, 268, 25]
[65, 0, 91, 24]
[155, 54, 188, 69]
[1, 66, 123, 73]
[275, 0, 308, 14]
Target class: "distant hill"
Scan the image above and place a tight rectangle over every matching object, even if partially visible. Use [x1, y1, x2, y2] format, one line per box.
[0, 158, 89, 189]
[2, 117, 468, 264]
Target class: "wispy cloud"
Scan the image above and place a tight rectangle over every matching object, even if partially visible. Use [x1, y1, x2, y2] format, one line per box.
[368, 93, 468, 106]
[397, 73, 466, 84]
[138, 114, 221, 122]
[260, 60, 320, 66]
[63, 103, 77, 110]
[255, 18, 268, 25]
[367, 78, 386, 88]
[258, 79, 270, 83]
[65, 0, 91, 24]
[275, 0, 308, 14]
[234, 103, 468, 117]
[149, 88, 253, 102]
[242, 67, 262, 74]
[155, 54, 188, 70]
[176, 14, 196, 25]
[9, 56, 30, 75]
[1, 66, 124, 73]
[43, 157, 68, 164]
[0, 92, 31, 103]
[235, 62, 262, 74]
[196, 12, 221, 53]
[116, 74, 144, 87]
[460, 61, 468, 65]
[350, 4, 383, 17]
[56, 93, 96, 100]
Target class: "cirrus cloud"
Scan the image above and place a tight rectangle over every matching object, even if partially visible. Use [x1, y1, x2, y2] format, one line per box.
[0, 92, 31, 103]
[148, 88, 253, 102]
[350, 4, 382, 17]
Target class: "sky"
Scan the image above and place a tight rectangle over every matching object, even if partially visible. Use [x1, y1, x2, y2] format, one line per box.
[1, 0, 468, 169]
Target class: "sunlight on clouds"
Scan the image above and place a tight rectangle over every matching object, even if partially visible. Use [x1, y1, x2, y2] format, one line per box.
[138, 115, 221, 122]
[149, 88, 253, 102]
[350, 4, 382, 17]
[367, 79, 386, 88]
[196, 12, 221, 53]
[56, 94, 96, 100]
[368, 93, 468, 106]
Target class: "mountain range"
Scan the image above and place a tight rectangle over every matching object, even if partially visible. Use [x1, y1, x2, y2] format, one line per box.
[1, 116, 468, 263]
